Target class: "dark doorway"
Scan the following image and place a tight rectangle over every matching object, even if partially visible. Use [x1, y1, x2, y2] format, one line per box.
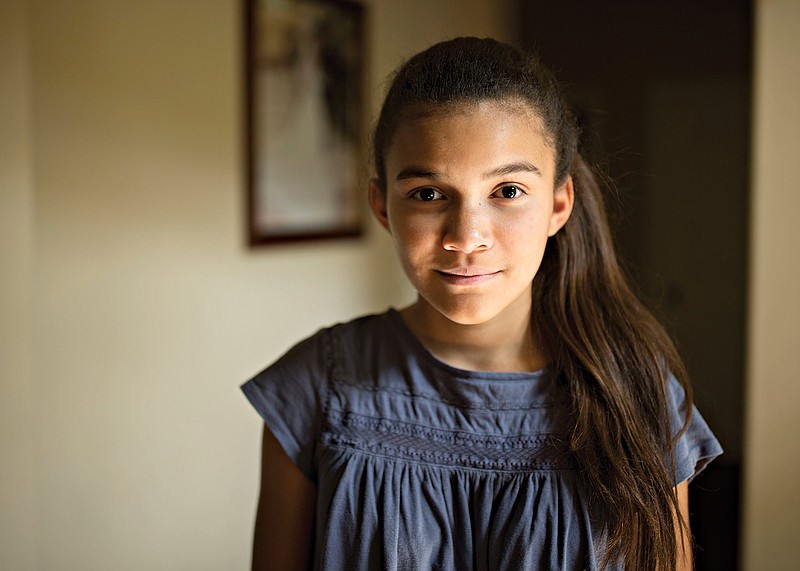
[516, 1, 751, 568]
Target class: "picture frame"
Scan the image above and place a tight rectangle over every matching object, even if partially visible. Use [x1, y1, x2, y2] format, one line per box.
[244, 0, 365, 245]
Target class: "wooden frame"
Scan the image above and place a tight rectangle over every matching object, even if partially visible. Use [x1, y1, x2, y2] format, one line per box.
[244, 0, 365, 245]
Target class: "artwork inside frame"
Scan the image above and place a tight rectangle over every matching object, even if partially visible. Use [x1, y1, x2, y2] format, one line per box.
[245, 0, 365, 245]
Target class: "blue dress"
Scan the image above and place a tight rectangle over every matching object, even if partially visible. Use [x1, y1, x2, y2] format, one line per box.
[242, 310, 722, 570]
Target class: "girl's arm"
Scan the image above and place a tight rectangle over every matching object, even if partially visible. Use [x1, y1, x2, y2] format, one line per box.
[252, 424, 316, 571]
[675, 480, 693, 571]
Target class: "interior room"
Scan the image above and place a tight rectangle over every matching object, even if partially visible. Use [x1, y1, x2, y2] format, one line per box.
[2, 0, 798, 569]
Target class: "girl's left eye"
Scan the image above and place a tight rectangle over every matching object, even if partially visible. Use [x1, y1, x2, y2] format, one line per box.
[493, 185, 524, 199]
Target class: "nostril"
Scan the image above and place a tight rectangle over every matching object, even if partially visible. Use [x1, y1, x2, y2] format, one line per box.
[442, 227, 491, 253]
[441, 203, 493, 252]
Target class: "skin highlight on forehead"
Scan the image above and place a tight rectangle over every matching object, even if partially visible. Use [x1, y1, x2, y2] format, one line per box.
[380, 98, 555, 190]
[400, 97, 555, 147]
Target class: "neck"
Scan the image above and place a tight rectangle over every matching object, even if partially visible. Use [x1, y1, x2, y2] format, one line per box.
[400, 298, 549, 373]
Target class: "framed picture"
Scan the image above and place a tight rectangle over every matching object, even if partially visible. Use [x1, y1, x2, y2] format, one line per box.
[244, 0, 365, 245]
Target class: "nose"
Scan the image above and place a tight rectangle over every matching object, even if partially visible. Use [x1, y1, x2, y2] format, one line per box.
[441, 201, 493, 253]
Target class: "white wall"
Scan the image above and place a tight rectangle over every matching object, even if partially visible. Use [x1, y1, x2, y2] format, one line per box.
[742, 1, 800, 569]
[0, 0, 510, 569]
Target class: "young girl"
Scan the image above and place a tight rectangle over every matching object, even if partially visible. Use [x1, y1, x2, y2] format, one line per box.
[242, 37, 722, 570]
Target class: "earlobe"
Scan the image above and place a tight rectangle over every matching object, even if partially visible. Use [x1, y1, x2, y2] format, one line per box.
[548, 175, 575, 237]
[368, 178, 391, 232]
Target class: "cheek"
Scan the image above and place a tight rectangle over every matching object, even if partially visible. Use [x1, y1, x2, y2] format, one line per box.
[502, 207, 553, 240]
[498, 209, 554, 267]
[389, 211, 438, 254]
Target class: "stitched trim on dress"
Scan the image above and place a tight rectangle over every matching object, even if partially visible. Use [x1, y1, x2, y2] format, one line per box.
[321, 410, 574, 471]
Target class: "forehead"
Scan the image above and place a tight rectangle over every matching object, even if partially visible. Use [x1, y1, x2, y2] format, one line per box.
[403, 98, 548, 134]
[385, 100, 556, 178]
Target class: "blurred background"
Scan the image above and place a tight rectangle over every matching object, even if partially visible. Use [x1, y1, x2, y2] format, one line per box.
[1, 0, 797, 569]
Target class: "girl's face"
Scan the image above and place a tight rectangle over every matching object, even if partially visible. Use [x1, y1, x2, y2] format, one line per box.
[369, 100, 574, 327]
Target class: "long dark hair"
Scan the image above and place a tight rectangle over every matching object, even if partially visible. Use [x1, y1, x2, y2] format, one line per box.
[372, 37, 692, 570]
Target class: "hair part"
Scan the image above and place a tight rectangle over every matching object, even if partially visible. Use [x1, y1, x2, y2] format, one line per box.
[372, 37, 694, 570]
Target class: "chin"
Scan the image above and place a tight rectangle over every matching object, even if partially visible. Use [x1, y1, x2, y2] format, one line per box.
[433, 302, 501, 327]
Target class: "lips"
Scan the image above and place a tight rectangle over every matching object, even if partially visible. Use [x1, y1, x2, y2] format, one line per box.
[436, 267, 501, 285]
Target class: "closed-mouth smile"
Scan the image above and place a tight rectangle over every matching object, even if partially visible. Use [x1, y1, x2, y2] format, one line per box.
[436, 267, 501, 285]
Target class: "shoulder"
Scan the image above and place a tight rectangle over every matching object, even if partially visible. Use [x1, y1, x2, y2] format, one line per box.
[664, 373, 690, 423]
[240, 311, 399, 479]
[249, 310, 403, 392]
[269, 309, 396, 372]
[326, 309, 398, 348]
[327, 310, 399, 355]
[662, 373, 724, 484]
[324, 309, 411, 387]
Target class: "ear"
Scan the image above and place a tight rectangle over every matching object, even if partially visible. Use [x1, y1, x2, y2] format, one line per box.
[548, 175, 575, 237]
[368, 178, 391, 232]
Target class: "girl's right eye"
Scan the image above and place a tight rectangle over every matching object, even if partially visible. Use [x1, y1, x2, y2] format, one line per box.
[410, 187, 445, 202]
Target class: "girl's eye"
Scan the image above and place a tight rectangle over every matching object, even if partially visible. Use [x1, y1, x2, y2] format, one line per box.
[410, 187, 445, 201]
[494, 185, 524, 199]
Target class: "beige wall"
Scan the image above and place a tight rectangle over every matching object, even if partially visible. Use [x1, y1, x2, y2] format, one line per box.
[0, 1, 37, 569]
[742, 0, 800, 569]
[0, 0, 509, 569]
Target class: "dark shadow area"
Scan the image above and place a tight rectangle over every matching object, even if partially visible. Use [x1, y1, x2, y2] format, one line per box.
[515, 1, 751, 568]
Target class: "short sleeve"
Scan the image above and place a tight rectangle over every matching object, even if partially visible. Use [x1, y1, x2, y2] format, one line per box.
[666, 374, 724, 485]
[241, 330, 330, 482]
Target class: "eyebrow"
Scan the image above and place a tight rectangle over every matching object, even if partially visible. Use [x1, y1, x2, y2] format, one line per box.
[395, 161, 541, 182]
[483, 161, 542, 179]
[395, 166, 441, 181]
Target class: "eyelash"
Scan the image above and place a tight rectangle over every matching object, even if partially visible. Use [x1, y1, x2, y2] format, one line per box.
[409, 184, 526, 202]
[494, 184, 525, 199]
[409, 187, 445, 201]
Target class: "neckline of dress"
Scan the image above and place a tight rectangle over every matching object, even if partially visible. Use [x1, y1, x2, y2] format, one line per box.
[384, 308, 551, 382]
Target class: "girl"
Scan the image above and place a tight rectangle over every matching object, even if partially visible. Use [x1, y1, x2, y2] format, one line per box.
[242, 37, 722, 570]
